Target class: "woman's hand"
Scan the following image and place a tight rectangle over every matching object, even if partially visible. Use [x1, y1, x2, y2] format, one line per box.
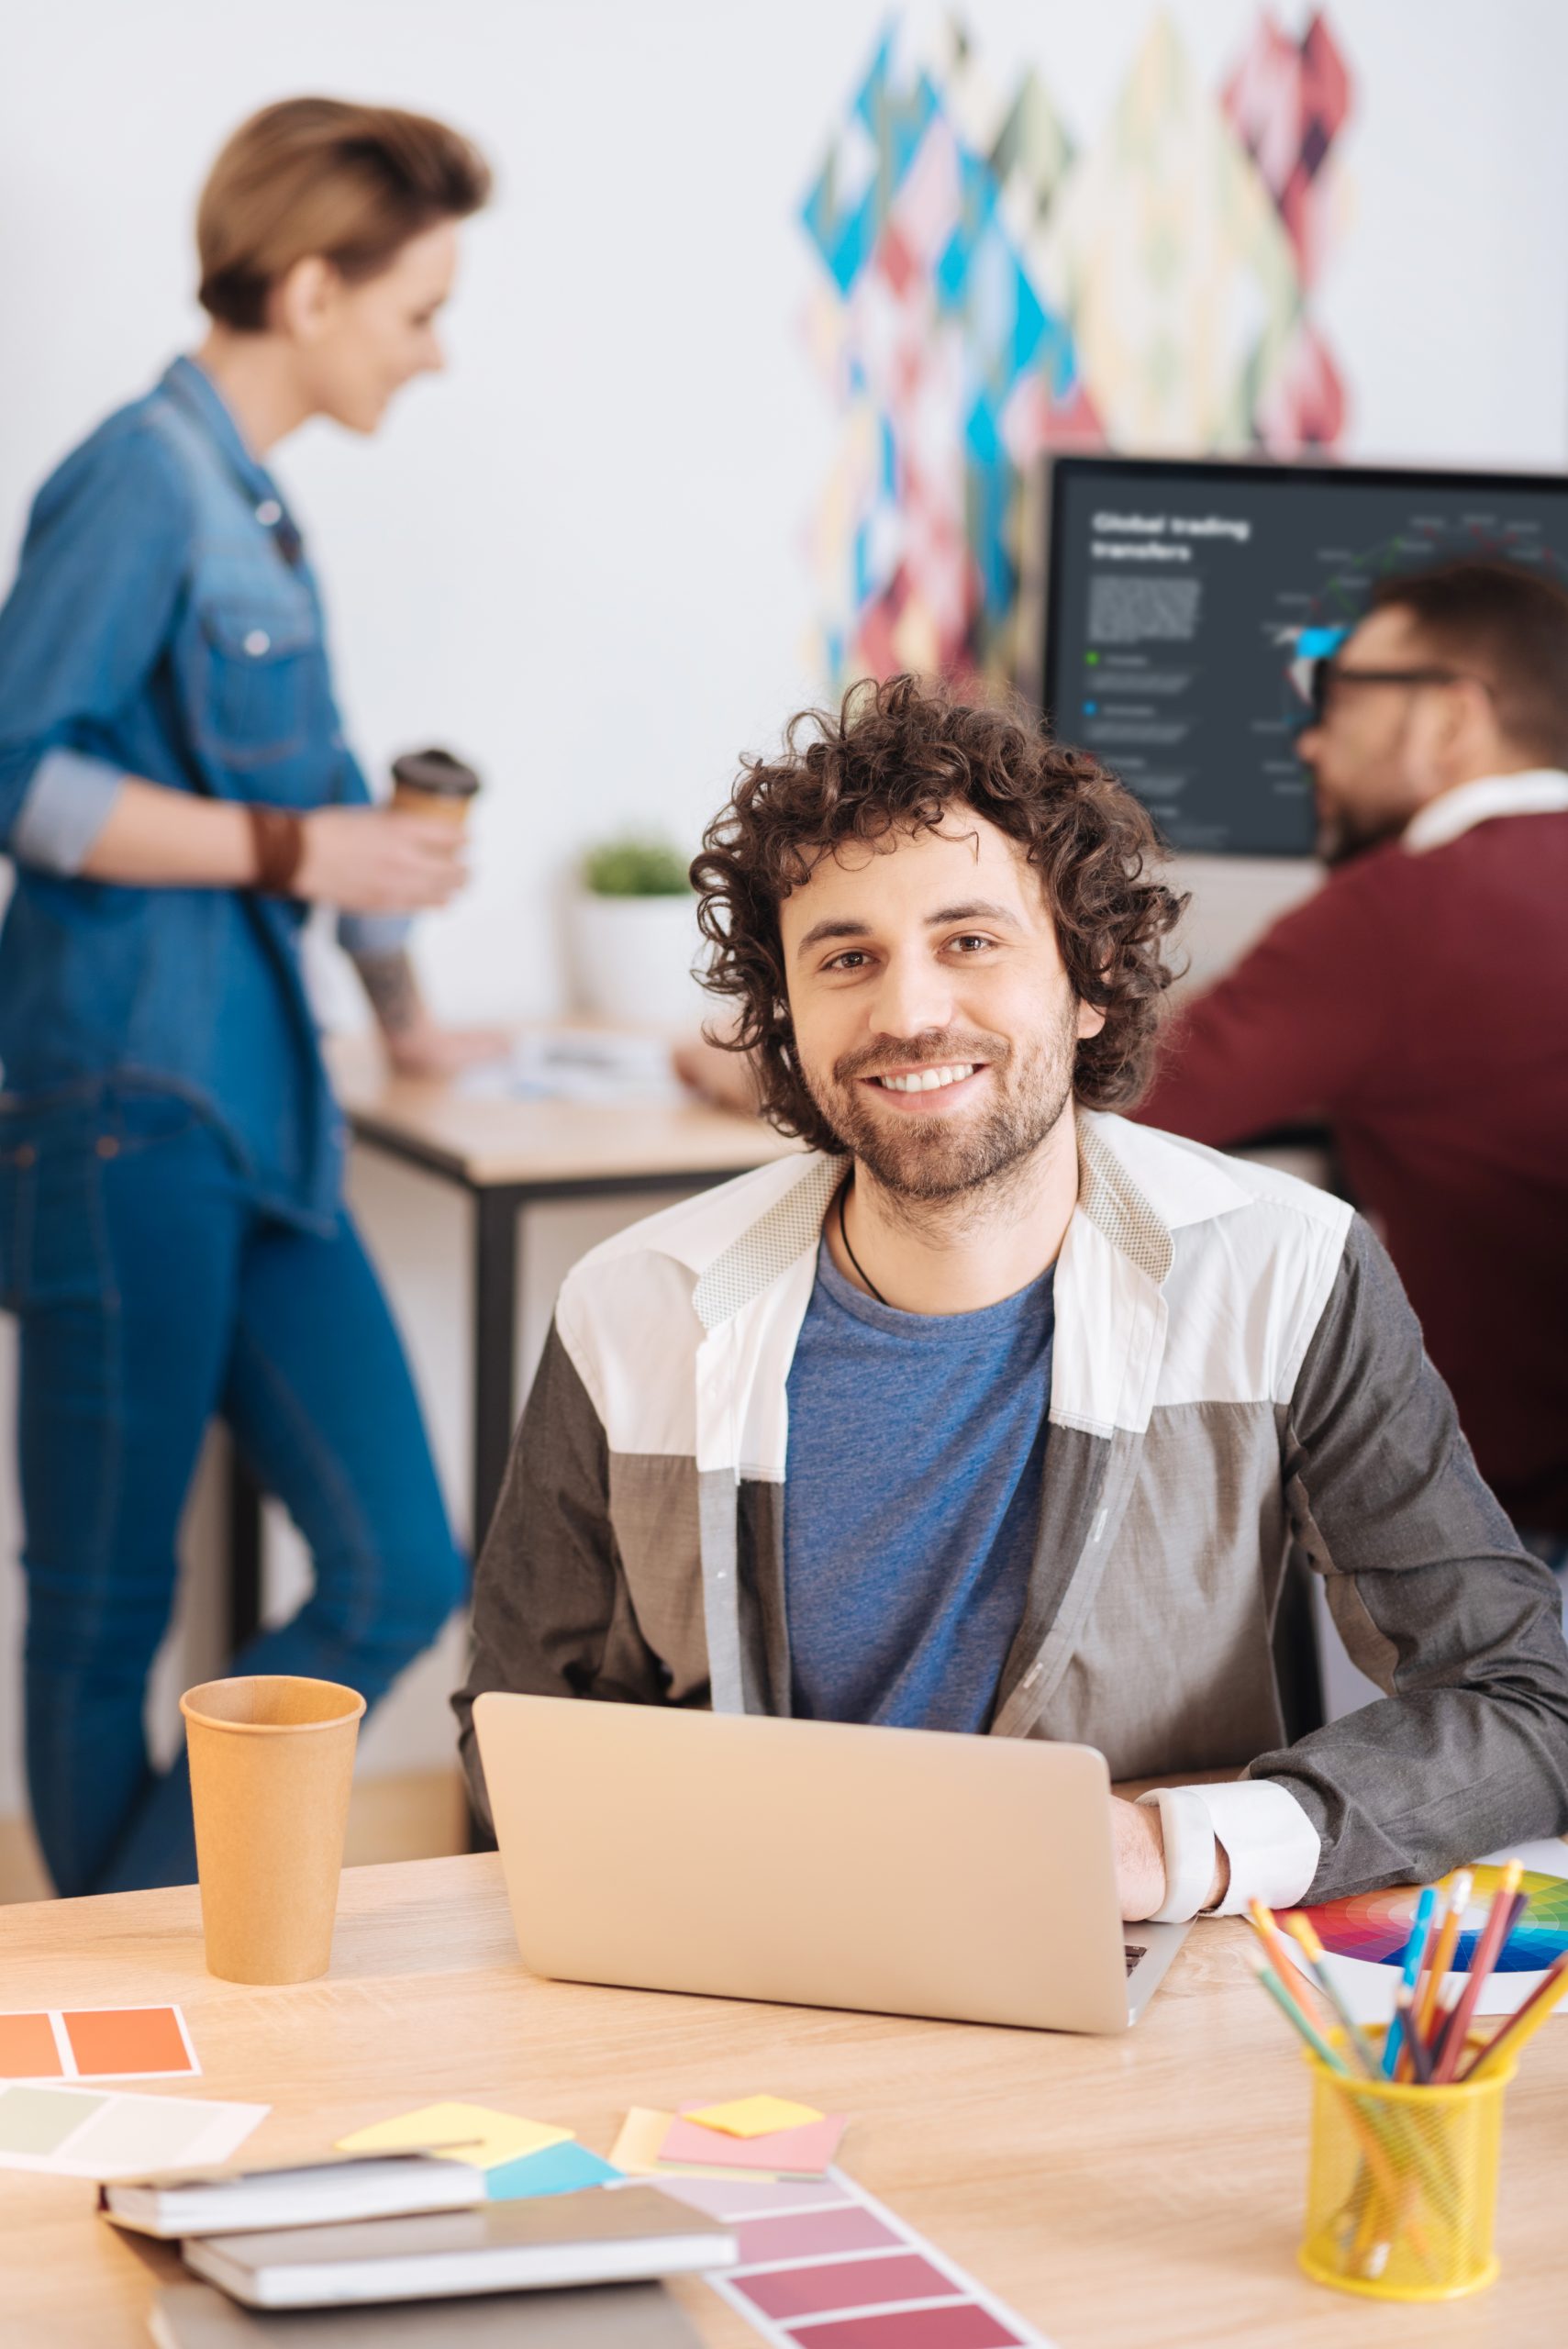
[296, 807, 468, 913]
[384, 1017, 511, 1077]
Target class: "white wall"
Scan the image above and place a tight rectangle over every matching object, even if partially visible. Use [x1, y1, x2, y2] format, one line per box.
[5, 0, 1568, 1844]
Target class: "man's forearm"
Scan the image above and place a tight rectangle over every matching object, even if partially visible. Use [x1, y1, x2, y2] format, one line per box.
[351, 947, 423, 1039]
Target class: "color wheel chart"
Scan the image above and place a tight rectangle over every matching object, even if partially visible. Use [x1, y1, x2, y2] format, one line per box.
[1297, 1842, 1568, 2024]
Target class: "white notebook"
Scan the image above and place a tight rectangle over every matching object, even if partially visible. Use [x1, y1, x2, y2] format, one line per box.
[105, 2153, 486, 2239]
[150, 2278, 705, 2346]
[181, 2186, 738, 2310]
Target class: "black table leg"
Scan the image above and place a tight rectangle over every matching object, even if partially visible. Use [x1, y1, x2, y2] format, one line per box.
[471, 1184, 524, 1563]
[227, 1450, 264, 1656]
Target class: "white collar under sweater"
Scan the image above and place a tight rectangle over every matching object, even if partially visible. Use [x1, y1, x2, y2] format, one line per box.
[1402, 766, 1568, 854]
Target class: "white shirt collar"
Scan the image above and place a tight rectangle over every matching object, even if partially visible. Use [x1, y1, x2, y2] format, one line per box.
[1403, 769, 1568, 854]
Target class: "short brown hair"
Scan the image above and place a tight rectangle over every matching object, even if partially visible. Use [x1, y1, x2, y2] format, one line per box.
[691, 675, 1186, 1152]
[197, 97, 491, 329]
[1371, 559, 1568, 765]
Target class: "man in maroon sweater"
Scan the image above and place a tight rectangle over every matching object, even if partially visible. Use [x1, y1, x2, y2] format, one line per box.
[1139, 562, 1568, 1554]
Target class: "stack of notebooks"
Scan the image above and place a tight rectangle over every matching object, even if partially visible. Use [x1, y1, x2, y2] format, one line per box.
[100, 2152, 738, 2345]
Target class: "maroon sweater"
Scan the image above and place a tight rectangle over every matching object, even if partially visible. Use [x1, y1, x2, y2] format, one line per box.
[1138, 807, 1568, 1537]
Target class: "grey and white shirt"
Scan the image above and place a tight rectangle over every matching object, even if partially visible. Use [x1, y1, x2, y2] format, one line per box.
[454, 1112, 1568, 1917]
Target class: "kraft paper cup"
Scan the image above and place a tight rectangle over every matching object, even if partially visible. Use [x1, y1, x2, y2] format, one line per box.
[181, 1676, 366, 1986]
[390, 747, 480, 829]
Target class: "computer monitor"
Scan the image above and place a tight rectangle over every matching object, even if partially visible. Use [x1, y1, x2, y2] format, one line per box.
[1041, 454, 1568, 859]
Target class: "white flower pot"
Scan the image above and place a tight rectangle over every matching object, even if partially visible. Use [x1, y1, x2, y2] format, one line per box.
[565, 890, 709, 1030]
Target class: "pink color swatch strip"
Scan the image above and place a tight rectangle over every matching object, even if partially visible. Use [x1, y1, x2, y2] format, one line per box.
[789, 2307, 1022, 2349]
[735, 2253, 959, 2321]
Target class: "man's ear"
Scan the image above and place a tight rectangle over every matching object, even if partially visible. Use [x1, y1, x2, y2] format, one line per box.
[1075, 997, 1107, 1043]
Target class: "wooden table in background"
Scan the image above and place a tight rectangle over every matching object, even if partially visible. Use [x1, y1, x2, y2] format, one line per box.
[227, 1041, 795, 1647]
[4, 1854, 1563, 2348]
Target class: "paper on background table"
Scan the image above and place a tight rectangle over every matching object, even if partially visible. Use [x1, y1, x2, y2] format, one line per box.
[661, 2108, 847, 2176]
[0, 2082, 266, 2177]
[660, 2165, 1058, 2349]
[683, 2095, 823, 2139]
[0, 2003, 199, 2083]
[336, 2103, 572, 2171]
[458, 1031, 686, 1108]
[486, 2140, 624, 2199]
[611, 2108, 769, 2182]
[1298, 1837, 1568, 2028]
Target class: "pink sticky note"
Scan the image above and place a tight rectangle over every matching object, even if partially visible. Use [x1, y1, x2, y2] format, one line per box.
[659, 2107, 848, 2174]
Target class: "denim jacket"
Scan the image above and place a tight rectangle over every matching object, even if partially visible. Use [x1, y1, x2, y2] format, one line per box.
[0, 357, 400, 1229]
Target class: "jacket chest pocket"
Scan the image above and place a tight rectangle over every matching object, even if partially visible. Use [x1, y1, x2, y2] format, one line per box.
[193, 600, 324, 773]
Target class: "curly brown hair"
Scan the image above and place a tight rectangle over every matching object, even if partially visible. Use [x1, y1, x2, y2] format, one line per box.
[691, 674, 1187, 1152]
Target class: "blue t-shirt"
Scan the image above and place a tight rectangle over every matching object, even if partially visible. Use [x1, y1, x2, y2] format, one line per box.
[783, 1237, 1055, 1731]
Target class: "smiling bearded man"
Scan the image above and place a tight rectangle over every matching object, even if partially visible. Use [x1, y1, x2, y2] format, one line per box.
[455, 674, 1568, 1926]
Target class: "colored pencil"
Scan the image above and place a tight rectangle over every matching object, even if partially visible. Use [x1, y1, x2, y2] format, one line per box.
[1431, 1861, 1522, 2082]
[1402, 1995, 1435, 2085]
[1460, 1950, 1568, 2083]
[1251, 1954, 1347, 2074]
[1283, 1912, 1382, 2076]
[1382, 1886, 1436, 2077]
[1409, 1871, 1469, 2070]
[1249, 1888, 1323, 2020]
[1432, 1887, 1528, 2076]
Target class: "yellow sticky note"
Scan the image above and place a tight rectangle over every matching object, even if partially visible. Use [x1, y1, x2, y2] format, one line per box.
[336, 2102, 572, 2172]
[684, 2094, 825, 2139]
[609, 2107, 753, 2180]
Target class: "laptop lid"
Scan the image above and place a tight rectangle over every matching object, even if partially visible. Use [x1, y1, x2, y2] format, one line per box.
[474, 1695, 1134, 2034]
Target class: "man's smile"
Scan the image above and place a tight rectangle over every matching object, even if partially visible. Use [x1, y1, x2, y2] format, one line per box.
[858, 1060, 991, 1111]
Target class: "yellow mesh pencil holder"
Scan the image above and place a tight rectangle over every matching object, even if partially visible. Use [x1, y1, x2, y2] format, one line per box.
[1298, 2028, 1517, 2301]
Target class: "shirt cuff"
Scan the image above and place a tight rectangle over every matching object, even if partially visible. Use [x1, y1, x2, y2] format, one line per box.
[1189, 1778, 1322, 1917]
[10, 747, 125, 874]
[1139, 1780, 1322, 1920]
[1137, 1788, 1217, 1921]
[338, 910, 414, 959]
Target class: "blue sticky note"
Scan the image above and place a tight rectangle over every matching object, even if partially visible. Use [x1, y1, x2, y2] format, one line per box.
[485, 2140, 625, 2200]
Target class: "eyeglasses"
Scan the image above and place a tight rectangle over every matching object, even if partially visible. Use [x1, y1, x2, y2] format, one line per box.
[1307, 661, 1488, 721]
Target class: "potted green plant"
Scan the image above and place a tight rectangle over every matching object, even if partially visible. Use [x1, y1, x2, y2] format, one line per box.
[567, 833, 706, 1027]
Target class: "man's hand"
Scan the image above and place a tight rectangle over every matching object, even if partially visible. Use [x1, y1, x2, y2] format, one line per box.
[1112, 1796, 1168, 1920]
[1111, 1794, 1231, 1920]
[296, 807, 468, 914]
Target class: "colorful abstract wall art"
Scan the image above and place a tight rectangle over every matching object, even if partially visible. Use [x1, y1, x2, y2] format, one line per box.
[799, 9, 1353, 688]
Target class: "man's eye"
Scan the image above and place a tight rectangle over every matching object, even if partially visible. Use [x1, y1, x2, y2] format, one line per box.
[826, 950, 870, 971]
[949, 934, 994, 953]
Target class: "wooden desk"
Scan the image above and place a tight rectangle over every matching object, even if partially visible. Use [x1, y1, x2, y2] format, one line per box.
[227, 1041, 795, 1647]
[4, 1855, 1562, 2347]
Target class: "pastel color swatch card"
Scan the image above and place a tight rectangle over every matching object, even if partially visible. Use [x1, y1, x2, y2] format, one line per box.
[661, 2106, 847, 2176]
[684, 2094, 825, 2139]
[662, 2167, 1057, 2349]
[486, 2141, 624, 2199]
[610, 2106, 764, 2181]
[0, 2082, 265, 2178]
[0, 2004, 198, 2082]
[336, 2103, 572, 2171]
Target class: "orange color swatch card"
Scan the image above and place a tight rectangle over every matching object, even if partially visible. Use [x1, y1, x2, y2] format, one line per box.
[0, 2006, 198, 2083]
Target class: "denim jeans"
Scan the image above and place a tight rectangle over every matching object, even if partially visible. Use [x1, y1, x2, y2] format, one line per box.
[1, 1089, 466, 1896]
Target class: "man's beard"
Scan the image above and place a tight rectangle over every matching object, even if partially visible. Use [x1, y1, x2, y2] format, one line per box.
[1312, 771, 1406, 868]
[802, 1006, 1079, 1206]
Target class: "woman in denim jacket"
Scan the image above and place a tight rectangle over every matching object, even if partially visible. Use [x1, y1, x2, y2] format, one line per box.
[0, 99, 498, 1894]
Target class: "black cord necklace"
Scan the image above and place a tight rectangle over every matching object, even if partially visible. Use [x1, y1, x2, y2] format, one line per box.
[838, 1176, 890, 1306]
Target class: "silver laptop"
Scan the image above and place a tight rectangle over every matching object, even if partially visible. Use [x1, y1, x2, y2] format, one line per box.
[473, 1695, 1190, 2034]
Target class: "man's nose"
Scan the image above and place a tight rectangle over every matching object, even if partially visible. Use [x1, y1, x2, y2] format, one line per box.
[868, 949, 956, 1040]
[1296, 720, 1323, 767]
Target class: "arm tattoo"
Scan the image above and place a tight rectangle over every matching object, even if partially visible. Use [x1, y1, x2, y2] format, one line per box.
[351, 948, 421, 1037]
